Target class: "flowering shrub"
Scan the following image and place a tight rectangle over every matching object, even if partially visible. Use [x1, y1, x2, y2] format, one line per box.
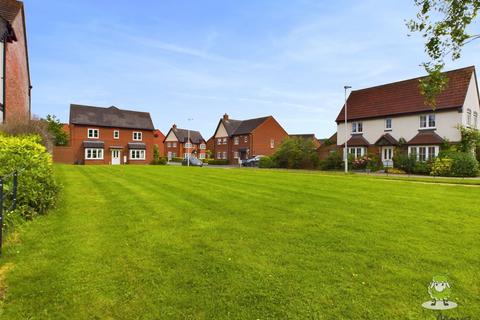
[351, 156, 372, 170]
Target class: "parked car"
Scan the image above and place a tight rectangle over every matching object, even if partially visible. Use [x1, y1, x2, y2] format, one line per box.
[182, 156, 204, 167]
[242, 155, 265, 167]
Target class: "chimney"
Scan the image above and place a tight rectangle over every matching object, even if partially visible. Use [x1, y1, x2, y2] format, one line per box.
[223, 113, 229, 121]
[172, 124, 177, 129]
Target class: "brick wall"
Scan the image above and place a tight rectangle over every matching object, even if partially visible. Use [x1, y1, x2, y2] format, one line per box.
[251, 117, 288, 157]
[5, 8, 30, 123]
[52, 146, 74, 164]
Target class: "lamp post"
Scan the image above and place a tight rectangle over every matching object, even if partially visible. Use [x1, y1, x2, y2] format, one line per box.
[344, 86, 352, 174]
[187, 118, 193, 167]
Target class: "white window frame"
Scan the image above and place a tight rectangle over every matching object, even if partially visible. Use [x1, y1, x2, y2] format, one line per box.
[244, 136, 248, 143]
[129, 149, 146, 160]
[223, 138, 227, 145]
[133, 132, 143, 141]
[233, 151, 239, 159]
[223, 151, 227, 159]
[167, 142, 172, 148]
[185, 142, 193, 148]
[85, 148, 104, 160]
[88, 128, 99, 139]
[467, 109, 472, 127]
[408, 146, 439, 161]
[113, 130, 120, 139]
[270, 139, 275, 149]
[474, 111, 478, 129]
[199, 153, 206, 159]
[420, 114, 436, 129]
[217, 138, 222, 145]
[352, 122, 363, 133]
[173, 142, 177, 147]
[347, 147, 365, 159]
[385, 118, 392, 130]
[199, 143, 206, 150]
[234, 137, 239, 145]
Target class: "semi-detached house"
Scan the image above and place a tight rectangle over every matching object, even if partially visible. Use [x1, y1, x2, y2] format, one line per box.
[335, 66, 480, 166]
[164, 124, 206, 160]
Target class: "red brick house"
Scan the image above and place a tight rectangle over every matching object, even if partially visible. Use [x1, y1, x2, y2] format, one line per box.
[211, 114, 288, 163]
[153, 129, 165, 157]
[57, 104, 156, 165]
[164, 124, 206, 160]
[0, 0, 31, 123]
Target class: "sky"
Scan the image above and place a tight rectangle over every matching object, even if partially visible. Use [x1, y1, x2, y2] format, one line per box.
[24, 0, 480, 139]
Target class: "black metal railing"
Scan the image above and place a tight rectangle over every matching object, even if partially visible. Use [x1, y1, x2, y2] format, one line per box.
[0, 170, 19, 255]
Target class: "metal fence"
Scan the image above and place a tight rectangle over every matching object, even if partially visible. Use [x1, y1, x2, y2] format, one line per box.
[0, 170, 19, 255]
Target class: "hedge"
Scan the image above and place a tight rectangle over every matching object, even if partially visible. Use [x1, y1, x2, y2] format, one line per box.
[207, 159, 229, 165]
[0, 134, 59, 222]
[259, 156, 274, 168]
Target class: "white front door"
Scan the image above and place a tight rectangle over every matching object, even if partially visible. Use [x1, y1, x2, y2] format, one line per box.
[382, 147, 393, 167]
[111, 150, 121, 165]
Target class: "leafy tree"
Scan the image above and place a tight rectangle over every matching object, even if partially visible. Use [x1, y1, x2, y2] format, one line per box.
[45, 114, 69, 146]
[457, 124, 480, 152]
[407, 0, 480, 107]
[271, 137, 319, 169]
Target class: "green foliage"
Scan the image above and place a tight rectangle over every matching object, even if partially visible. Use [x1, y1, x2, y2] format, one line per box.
[170, 157, 184, 163]
[45, 115, 69, 146]
[0, 134, 59, 220]
[207, 159, 229, 165]
[447, 152, 479, 177]
[258, 156, 274, 168]
[457, 125, 480, 152]
[413, 160, 433, 175]
[393, 153, 417, 174]
[431, 157, 454, 176]
[320, 151, 343, 170]
[153, 144, 160, 162]
[407, 0, 480, 107]
[271, 137, 319, 169]
[0, 117, 53, 150]
[152, 154, 167, 165]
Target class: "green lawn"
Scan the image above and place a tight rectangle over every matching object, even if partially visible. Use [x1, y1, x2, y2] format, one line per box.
[0, 165, 479, 319]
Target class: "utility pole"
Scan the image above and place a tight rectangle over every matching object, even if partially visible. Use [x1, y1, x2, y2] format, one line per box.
[344, 86, 352, 174]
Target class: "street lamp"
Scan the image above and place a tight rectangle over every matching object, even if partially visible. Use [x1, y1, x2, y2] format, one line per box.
[187, 118, 193, 167]
[344, 86, 352, 174]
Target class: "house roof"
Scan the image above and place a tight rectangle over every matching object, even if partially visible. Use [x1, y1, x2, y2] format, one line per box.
[407, 130, 445, 145]
[70, 104, 155, 130]
[0, 0, 21, 24]
[374, 133, 399, 146]
[336, 66, 475, 123]
[232, 116, 270, 135]
[341, 135, 370, 147]
[167, 126, 205, 144]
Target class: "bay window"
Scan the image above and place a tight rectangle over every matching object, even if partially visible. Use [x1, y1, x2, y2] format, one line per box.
[130, 149, 145, 160]
[85, 148, 104, 160]
[408, 146, 438, 161]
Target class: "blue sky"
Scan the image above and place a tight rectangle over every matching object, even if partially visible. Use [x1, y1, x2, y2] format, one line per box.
[25, 0, 480, 138]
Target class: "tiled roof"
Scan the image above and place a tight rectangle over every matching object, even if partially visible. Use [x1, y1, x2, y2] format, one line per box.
[336, 66, 475, 123]
[171, 127, 205, 144]
[232, 116, 270, 135]
[221, 118, 242, 136]
[70, 104, 155, 130]
[342, 135, 371, 147]
[0, 0, 21, 24]
[374, 133, 399, 146]
[407, 130, 444, 145]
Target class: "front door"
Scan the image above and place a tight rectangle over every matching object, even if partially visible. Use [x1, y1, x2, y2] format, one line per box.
[111, 150, 121, 165]
[382, 147, 393, 168]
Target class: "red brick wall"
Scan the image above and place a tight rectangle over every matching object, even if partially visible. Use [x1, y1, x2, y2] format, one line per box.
[5, 8, 30, 123]
[52, 146, 74, 164]
[251, 117, 288, 157]
[231, 134, 251, 161]
[213, 136, 230, 160]
[70, 124, 155, 165]
[153, 129, 165, 156]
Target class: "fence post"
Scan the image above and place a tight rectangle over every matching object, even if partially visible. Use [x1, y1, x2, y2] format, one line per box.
[12, 171, 17, 210]
[0, 177, 3, 256]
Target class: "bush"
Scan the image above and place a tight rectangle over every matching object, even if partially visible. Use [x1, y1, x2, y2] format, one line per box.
[320, 151, 343, 170]
[152, 156, 167, 165]
[448, 152, 479, 177]
[45, 114, 69, 146]
[0, 134, 59, 220]
[431, 158, 454, 176]
[0, 117, 53, 151]
[207, 159, 229, 165]
[259, 156, 274, 168]
[170, 157, 183, 163]
[271, 137, 319, 169]
[386, 167, 406, 174]
[413, 161, 432, 175]
[393, 153, 417, 174]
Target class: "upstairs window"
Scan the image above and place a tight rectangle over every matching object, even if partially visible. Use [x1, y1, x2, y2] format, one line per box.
[199, 144, 206, 150]
[467, 109, 472, 127]
[223, 137, 227, 145]
[420, 114, 435, 129]
[88, 128, 99, 139]
[385, 118, 392, 130]
[474, 112, 478, 129]
[217, 138, 222, 145]
[352, 122, 363, 133]
[270, 139, 275, 149]
[234, 137, 239, 145]
[185, 142, 192, 148]
[113, 130, 120, 139]
[167, 142, 172, 148]
[172, 142, 177, 147]
[133, 132, 142, 141]
[244, 136, 248, 143]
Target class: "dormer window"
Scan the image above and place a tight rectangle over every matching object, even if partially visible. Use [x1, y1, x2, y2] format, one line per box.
[420, 114, 435, 129]
[385, 118, 392, 130]
[352, 122, 363, 133]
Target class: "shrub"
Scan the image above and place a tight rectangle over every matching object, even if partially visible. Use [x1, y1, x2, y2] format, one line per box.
[152, 156, 167, 165]
[0, 134, 59, 220]
[413, 161, 432, 175]
[448, 152, 479, 177]
[170, 157, 183, 163]
[320, 151, 343, 170]
[0, 117, 53, 151]
[393, 153, 416, 174]
[207, 159, 229, 165]
[259, 156, 274, 168]
[152, 144, 160, 163]
[271, 137, 319, 169]
[386, 168, 406, 174]
[431, 158, 454, 176]
[45, 115, 69, 146]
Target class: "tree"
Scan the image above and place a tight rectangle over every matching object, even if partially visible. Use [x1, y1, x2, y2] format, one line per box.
[407, 0, 480, 107]
[271, 137, 319, 169]
[45, 114, 69, 146]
